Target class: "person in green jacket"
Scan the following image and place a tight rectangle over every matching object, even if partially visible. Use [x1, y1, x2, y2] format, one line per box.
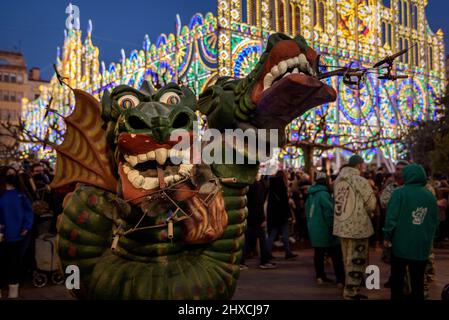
[306, 171, 345, 286]
[383, 164, 439, 301]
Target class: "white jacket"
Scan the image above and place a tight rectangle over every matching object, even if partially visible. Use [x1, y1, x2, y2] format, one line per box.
[333, 167, 377, 239]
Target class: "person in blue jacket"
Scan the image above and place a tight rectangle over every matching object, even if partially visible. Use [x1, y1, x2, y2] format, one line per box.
[305, 171, 345, 286]
[383, 164, 439, 301]
[0, 166, 34, 299]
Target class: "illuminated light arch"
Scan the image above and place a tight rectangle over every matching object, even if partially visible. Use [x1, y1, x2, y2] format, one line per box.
[232, 40, 262, 78]
[396, 77, 427, 126]
[156, 34, 168, 48]
[177, 41, 193, 79]
[20, 1, 445, 164]
[379, 80, 399, 126]
[427, 82, 440, 120]
[189, 13, 204, 29]
[198, 31, 218, 68]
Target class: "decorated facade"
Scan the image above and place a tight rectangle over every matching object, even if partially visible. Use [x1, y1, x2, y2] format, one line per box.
[22, 0, 446, 168]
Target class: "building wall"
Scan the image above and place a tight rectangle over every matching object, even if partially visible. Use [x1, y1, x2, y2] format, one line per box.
[0, 52, 49, 123]
[28, 67, 49, 101]
[0, 51, 28, 123]
[0, 51, 49, 161]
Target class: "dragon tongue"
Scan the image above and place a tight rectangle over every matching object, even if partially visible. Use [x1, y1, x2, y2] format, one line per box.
[252, 73, 336, 130]
[157, 166, 166, 189]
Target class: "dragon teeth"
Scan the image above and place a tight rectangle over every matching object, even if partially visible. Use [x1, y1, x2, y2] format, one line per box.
[298, 53, 308, 70]
[127, 173, 187, 190]
[138, 154, 147, 162]
[262, 53, 314, 92]
[179, 164, 193, 176]
[123, 161, 192, 189]
[122, 149, 193, 190]
[263, 73, 274, 91]
[278, 61, 288, 75]
[271, 65, 280, 78]
[286, 58, 296, 67]
[163, 174, 183, 185]
[155, 148, 168, 165]
[124, 148, 192, 168]
[126, 155, 138, 167]
[123, 164, 131, 174]
[147, 150, 156, 160]
[133, 175, 144, 187]
[142, 177, 159, 190]
[127, 169, 139, 181]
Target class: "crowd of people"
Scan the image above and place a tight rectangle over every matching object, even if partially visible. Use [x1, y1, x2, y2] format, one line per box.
[241, 155, 448, 300]
[0, 155, 448, 300]
[0, 160, 64, 299]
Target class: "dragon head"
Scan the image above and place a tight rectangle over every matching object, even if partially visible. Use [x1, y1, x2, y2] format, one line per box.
[199, 33, 337, 146]
[100, 82, 227, 245]
[101, 82, 198, 205]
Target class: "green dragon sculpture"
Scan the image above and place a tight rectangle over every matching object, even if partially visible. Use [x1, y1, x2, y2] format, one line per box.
[52, 33, 337, 299]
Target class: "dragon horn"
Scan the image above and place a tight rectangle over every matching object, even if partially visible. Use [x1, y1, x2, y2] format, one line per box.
[140, 80, 156, 96]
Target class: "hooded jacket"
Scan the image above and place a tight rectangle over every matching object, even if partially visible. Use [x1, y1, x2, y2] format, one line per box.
[333, 166, 377, 239]
[383, 164, 438, 261]
[305, 184, 339, 247]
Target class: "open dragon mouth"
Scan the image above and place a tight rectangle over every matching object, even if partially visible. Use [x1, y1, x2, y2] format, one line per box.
[116, 132, 228, 245]
[117, 133, 194, 203]
[250, 40, 337, 127]
[261, 51, 317, 92]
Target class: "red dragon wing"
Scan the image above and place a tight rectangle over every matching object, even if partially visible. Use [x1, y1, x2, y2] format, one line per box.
[50, 89, 117, 193]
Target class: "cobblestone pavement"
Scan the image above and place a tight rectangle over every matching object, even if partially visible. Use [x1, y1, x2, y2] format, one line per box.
[3, 247, 448, 300]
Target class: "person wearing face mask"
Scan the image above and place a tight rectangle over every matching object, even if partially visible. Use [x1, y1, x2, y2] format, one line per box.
[29, 163, 57, 224]
[0, 166, 34, 299]
[30, 163, 51, 192]
[380, 160, 410, 210]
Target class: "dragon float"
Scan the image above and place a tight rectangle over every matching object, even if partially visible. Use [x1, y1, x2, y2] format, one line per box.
[51, 33, 337, 299]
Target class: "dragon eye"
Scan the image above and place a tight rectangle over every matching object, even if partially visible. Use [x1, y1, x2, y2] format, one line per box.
[160, 92, 181, 105]
[117, 95, 140, 109]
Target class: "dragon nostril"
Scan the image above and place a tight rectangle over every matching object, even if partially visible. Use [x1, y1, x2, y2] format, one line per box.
[127, 115, 150, 130]
[172, 112, 191, 129]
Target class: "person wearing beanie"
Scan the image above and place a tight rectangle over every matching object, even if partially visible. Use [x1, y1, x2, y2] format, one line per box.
[383, 164, 439, 301]
[306, 171, 345, 286]
[333, 155, 377, 300]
